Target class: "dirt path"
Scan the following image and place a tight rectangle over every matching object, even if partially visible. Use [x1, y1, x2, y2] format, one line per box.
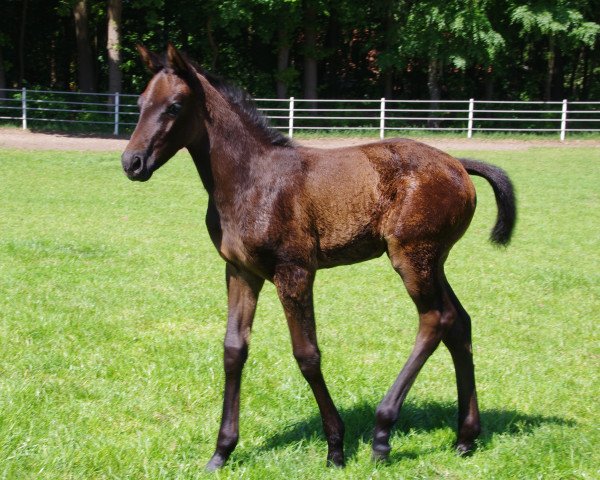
[1, 128, 598, 152]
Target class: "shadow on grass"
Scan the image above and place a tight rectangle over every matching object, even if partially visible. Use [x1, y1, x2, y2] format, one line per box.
[248, 400, 573, 462]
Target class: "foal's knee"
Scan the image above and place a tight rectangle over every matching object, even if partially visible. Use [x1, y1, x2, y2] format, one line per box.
[440, 304, 458, 332]
[443, 309, 473, 347]
[293, 347, 321, 379]
[418, 306, 457, 339]
[223, 344, 248, 374]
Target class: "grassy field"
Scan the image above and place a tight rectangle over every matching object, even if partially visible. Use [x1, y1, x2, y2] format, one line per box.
[0, 146, 598, 479]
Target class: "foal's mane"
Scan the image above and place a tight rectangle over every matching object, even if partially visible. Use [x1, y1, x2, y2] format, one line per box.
[157, 51, 293, 148]
[197, 66, 295, 148]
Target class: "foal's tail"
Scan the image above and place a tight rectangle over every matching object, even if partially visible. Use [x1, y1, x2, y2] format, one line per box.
[458, 158, 516, 246]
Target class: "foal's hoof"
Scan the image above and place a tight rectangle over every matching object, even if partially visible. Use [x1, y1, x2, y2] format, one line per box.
[371, 445, 391, 463]
[326, 451, 345, 468]
[205, 453, 227, 472]
[455, 440, 476, 457]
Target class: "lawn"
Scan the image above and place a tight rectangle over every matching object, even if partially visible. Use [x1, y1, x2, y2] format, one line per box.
[0, 146, 598, 479]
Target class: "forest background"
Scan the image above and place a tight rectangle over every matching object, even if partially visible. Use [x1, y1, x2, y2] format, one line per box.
[0, 0, 599, 104]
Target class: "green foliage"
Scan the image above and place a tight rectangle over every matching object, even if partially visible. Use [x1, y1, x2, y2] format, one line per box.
[0, 0, 599, 99]
[0, 146, 599, 477]
[400, 0, 504, 67]
[274, 66, 299, 86]
[511, 1, 600, 46]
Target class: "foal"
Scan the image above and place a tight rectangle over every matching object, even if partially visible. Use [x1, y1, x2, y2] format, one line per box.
[121, 44, 516, 469]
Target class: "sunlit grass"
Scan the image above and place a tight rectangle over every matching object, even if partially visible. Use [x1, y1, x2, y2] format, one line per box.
[0, 146, 598, 478]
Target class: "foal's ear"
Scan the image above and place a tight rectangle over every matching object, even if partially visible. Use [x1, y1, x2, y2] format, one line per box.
[167, 43, 191, 76]
[136, 44, 162, 73]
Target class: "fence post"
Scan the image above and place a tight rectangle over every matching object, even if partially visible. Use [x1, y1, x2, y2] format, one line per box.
[467, 98, 474, 139]
[113, 92, 120, 136]
[560, 99, 567, 142]
[21, 87, 27, 130]
[379, 98, 386, 140]
[288, 96, 294, 138]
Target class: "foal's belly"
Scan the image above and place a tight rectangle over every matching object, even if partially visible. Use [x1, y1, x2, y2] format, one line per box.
[316, 235, 387, 268]
[309, 181, 387, 268]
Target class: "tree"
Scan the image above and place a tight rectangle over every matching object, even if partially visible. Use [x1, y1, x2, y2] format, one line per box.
[73, 0, 96, 91]
[0, 0, 597, 103]
[302, 0, 319, 106]
[510, 0, 600, 100]
[272, 1, 301, 98]
[18, 0, 28, 87]
[107, 0, 122, 94]
[397, 0, 504, 123]
[276, 26, 292, 98]
[0, 27, 10, 97]
[380, 0, 400, 98]
[0, 46, 6, 98]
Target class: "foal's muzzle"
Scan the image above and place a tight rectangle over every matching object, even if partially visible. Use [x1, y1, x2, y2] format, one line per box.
[121, 150, 151, 181]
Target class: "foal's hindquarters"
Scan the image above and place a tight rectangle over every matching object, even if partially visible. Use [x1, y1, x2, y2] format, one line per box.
[368, 146, 481, 460]
[299, 141, 482, 462]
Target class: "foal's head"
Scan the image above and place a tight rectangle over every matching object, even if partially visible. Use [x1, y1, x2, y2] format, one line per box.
[122, 44, 205, 181]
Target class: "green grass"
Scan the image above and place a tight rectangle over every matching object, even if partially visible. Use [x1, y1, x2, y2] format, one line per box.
[0, 146, 598, 479]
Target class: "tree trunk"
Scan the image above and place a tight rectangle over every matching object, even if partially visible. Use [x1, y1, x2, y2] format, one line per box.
[276, 27, 290, 98]
[18, 0, 28, 87]
[383, 71, 393, 99]
[0, 47, 6, 99]
[73, 0, 96, 92]
[206, 17, 219, 70]
[427, 57, 441, 128]
[323, 10, 341, 98]
[303, 1, 318, 108]
[551, 48, 565, 100]
[581, 46, 590, 100]
[50, 40, 58, 87]
[544, 35, 555, 101]
[568, 47, 584, 99]
[382, 0, 395, 98]
[107, 0, 122, 95]
[484, 66, 494, 100]
[58, 15, 72, 90]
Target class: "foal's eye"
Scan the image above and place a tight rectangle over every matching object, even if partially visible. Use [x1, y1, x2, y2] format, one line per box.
[166, 102, 182, 116]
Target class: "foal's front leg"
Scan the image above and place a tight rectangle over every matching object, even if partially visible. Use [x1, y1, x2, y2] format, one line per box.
[274, 265, 345, 467]
[206, 264, 264, 471]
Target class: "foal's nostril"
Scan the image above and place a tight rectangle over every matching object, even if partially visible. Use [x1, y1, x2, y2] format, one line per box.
[122, 151, 149, 180]
[131, 155, 143, 173]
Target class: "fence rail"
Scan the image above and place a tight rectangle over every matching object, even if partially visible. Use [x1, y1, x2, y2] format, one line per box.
[1, 88, 599, 140]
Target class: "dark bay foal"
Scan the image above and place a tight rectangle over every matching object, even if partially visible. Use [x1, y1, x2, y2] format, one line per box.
[121, 44, 516, 470]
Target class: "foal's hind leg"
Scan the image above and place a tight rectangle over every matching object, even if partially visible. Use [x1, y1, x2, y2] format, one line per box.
[441, 280, 481, 455]
[372, 243, 454, 461]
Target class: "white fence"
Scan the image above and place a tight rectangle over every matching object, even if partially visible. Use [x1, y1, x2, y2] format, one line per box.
[0, 88, 139, 135]
[1, 87, 599, 140]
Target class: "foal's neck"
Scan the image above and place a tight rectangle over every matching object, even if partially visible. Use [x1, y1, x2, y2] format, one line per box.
[187, 134, 213, 193]
[187, 74, 267, 205]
